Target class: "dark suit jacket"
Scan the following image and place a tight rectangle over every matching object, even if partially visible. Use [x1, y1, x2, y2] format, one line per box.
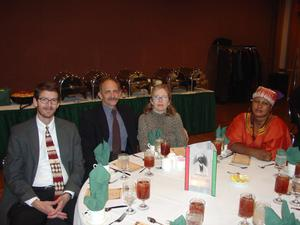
[0, 117, 84, 225]
[79, 102, 138, 179]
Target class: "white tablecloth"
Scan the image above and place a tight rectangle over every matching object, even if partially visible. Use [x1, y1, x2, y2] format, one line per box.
[74, 154, 300, 225]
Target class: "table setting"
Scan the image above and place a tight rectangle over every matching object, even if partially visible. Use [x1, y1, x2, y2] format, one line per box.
[74, 140, 300, 225]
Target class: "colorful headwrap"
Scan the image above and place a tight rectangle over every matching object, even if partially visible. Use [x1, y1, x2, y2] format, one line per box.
[252, 86, 278, 106]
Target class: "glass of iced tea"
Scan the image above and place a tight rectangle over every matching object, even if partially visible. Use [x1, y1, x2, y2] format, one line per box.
[290, 176, 300, 207]
[238, 193, 255, 225]
[118, 153, 129, 180]
[161, 140, 170, 157]
[212, 139, 223, 156]
[136, 177, 150, 210]
[274, 174, 290, 204]
[189, 198, 205, 223]
[295, 163, 300, 177]
[144, 150, 155, 176]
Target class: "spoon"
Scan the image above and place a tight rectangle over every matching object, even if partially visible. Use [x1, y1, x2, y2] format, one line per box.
[109, 178, 118, 184]
[147, 216, 164, 225]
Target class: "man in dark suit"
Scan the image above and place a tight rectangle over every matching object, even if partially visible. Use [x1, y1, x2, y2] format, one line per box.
[79, 77, 138, 180]
[0, 82, 84, 225]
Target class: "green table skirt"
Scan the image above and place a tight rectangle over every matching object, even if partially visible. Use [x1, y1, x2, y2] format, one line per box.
[0, 92, 216, 160]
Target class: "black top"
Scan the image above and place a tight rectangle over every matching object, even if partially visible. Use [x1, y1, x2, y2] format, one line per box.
[79, 103, 138, 180]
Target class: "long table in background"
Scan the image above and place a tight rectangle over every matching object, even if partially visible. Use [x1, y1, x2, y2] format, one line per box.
[0, 90, 216, 161]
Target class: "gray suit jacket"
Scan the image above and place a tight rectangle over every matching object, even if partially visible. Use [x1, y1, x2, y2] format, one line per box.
[0, 117, 84, 225]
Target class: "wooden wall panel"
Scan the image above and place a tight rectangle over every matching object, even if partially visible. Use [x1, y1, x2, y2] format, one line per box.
[0, 0, 278, 91]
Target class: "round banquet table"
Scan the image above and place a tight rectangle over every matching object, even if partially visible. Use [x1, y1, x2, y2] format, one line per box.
[74, 152, 300, 225]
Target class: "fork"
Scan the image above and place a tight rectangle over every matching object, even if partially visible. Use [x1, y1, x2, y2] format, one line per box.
[258, 162, 275, 169]
[229, 163, 248, 169]
[108, 212, 127, 225]
[227, 171, 240, 175]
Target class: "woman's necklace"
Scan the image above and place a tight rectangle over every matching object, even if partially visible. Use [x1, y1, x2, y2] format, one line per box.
[250, 113, 271, 140]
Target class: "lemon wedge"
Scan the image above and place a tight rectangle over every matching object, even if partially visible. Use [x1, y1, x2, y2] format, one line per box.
[230, 174, 249, 183]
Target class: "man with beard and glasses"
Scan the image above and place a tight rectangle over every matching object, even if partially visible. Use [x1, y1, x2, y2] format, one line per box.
[0, 81, 84, 225]
[226, 86, 291, 161]
[79, 77, 138, 180]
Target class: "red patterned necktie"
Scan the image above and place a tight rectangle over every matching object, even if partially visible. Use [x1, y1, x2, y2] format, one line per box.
[112, 109, 121, 154]
[45, 126, 64, 199]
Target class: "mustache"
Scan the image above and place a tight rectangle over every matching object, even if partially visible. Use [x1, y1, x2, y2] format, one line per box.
[107, 97, 119, 101]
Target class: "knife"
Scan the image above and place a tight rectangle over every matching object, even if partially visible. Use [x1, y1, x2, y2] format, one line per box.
[132, 154, 144, 160]
[105, 205, 127, 212]
[109, 167, 131, 176]
[139, 167, 146, 173]
[291, 207, 300, 211]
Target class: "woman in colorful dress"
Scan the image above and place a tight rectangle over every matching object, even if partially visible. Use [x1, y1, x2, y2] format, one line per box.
[226, 86, 291, 161]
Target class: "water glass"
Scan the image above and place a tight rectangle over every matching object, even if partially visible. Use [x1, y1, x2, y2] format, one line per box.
[122, 181, 136, 215]
[274, 150, 287, 175]
[118, 153, 129, 180]
[186, 211, 203, 225]
[252, 201, 270, 225]
[290, 175, 300, 208]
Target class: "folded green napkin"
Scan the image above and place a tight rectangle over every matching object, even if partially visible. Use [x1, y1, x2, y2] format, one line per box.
[147, 128, 162, 145]
[84, 164, 110, 211]
[265, 200, 300, 225]
[216, 125, 222, 139]
[94, 141, 110, 166]
[170, 215, 186, 225]
[221, 126, 226, 138]
[276, 149, 287, 165]
[224, 136, 230, 145]
[287, 146, 300, 165]
[216, 125, 227, 139]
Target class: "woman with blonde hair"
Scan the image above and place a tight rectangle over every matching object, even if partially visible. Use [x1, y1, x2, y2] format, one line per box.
[138, 84, 188, 151]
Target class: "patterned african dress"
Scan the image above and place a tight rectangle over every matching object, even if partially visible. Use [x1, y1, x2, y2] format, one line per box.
[226, 112, 292, 160]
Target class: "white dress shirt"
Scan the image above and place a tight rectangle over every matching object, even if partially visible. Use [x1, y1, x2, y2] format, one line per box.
[25, 116, 73, 206]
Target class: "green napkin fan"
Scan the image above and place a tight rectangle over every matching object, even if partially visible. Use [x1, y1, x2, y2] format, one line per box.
[84, 141, 111, 211]
[170, 215, 186, 225]
[265, 200, 300, 225]
[93, 141, 111, 166]
[0, 88, 10, 106]
[147, 128, 163, 145]
[215, 125, 229, 145]
[287, 147, 300, 165]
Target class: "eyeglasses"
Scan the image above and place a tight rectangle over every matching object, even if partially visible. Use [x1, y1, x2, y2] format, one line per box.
[152, 96, 169, 101]
[251, 99, 270, 107]
[38, 97, 59, 104]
